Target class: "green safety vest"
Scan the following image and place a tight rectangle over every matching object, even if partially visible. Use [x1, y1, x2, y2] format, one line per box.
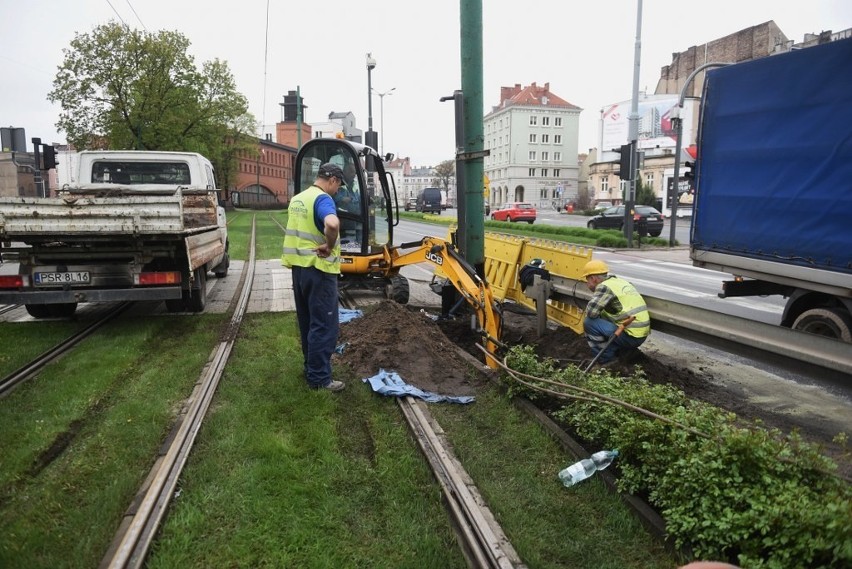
[601, 276, 651, 338]
[281, 186, 340, 274]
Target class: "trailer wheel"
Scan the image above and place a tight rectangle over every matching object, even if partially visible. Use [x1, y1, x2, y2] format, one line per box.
[186, 269, 208, 313]
[386, 275, 410, 305]
[25, 304, 52, 319]
[792, 307, 852, 342]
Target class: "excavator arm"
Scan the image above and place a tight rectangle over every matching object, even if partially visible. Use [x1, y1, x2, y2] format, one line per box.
[388, 236, 502, 368]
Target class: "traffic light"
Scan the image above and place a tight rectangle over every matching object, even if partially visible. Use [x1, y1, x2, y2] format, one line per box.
[617, 141, 635, 180]
[40, 144, 58, 170]
[683, 160, 695, 181]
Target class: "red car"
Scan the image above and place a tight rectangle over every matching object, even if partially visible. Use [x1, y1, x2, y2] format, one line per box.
[490, 202, 537, 224]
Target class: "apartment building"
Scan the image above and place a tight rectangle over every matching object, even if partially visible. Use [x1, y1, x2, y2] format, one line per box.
[483, 82, 581, 211]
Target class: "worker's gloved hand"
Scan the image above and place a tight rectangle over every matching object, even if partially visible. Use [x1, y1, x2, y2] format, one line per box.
[518, 259, 550, 292]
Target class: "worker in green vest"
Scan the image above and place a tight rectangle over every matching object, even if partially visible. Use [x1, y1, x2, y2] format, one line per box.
[282, 163, 345, 391]
[581, 259, 651, 365]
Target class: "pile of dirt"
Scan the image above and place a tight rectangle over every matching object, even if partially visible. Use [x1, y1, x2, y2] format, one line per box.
[336, 301, 486, 396]
[337, 301, 848, 473]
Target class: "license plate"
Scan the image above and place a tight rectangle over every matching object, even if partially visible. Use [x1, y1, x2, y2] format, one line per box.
[34, 271, 91, 285]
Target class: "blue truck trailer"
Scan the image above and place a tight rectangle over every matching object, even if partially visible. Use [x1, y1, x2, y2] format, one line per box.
[690, 38, 852, 342]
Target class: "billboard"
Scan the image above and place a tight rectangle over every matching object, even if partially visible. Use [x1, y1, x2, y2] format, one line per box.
[600, 95, 696, 153]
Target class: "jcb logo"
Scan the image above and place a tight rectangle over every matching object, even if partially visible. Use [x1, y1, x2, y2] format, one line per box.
[426, 251, 444, 266]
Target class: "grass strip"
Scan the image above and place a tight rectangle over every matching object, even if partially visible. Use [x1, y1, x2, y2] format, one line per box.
[0, 320, 82, 378]
[147, 312, 465, 568]
[430, 384, 678, 568]
[0, 314, 225, 567]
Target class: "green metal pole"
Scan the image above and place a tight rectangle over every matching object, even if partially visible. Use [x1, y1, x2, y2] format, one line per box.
[459, 0, 484, 275]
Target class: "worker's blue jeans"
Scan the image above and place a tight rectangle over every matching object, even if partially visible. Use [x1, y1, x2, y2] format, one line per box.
[583, 316, 646, 364]
[292, 266, 339, 388]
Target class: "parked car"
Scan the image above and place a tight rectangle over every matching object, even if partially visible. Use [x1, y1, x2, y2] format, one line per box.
[586, 205, 665, 237]
[404, 197, 417, 211]
[490, 202, 537, 224]
[595, 201, 613, 210]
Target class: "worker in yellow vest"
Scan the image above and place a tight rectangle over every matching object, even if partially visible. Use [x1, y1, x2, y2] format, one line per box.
[581, 259, 651, 365]
[282, 163, 345, 391]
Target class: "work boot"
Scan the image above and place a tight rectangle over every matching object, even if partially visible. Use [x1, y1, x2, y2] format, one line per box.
[321, 380, 345, 392]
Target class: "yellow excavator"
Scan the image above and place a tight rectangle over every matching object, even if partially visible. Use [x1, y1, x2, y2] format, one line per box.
[293, 137, 502, 365]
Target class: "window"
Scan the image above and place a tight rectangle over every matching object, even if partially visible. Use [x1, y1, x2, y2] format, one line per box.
[553, 169, 560, 177]
[554, 152, 562, 162]
[529, 151, 537, 161]
[541, 134, 549, 143]
[541, 168, 548, 177]
[529, 133, 537, 143]
[542, 116, 550, 126]
[555, 117, 562, 127]
[601, 177, 609, 193]
[541, 151, 549, 161]
[645, 172, 655, 187]
[554, 134, 562, 144]
[529, 168, 536, 176]
[529, 115, 537, 126]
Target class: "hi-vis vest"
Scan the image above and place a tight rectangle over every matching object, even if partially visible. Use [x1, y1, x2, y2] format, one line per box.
[281, 186, 340, 274]
[601, 276, 651, 338]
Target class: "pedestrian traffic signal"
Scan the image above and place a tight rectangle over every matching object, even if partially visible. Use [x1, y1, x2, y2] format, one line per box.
[40, 144, 58, 170]
[683, 160, 695, 181]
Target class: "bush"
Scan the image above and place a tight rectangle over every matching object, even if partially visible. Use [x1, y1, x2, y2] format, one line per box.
[504, 346, 852, 569]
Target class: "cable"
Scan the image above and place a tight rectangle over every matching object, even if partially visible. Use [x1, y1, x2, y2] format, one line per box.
[124, 0, 148, 31]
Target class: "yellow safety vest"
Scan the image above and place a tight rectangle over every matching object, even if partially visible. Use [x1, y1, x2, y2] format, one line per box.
[281, 186, 340, 274]
[601, 276, 651, 338]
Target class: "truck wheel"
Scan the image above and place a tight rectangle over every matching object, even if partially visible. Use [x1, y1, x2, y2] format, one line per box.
[214, 251, 230, 278]
[792, 308, 852, 342]
[49, 303, 78, 318]
[25, 304, 52, 319]
[186, 269, 208, 313]
[165, 298, 186, 313]
[385, 275, 410, 305]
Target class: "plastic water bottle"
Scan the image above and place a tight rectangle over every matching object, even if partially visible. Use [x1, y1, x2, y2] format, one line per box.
[558, 450, 619, 488]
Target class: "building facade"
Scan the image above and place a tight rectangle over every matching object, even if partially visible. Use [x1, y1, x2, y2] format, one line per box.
[233, 135, 297, 208]
[483, 82, 581, 211]
[585, 21, 851, 214]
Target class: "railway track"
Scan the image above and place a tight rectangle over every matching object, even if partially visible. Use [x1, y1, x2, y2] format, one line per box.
[3, 216, 845, 566]
[0, 302, 132, 398]
[102, 216, 258, 568]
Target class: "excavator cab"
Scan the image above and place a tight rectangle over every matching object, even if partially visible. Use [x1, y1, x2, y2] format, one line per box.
[294, 138, 398, 257]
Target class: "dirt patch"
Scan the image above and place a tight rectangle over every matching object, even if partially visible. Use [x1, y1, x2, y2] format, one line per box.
[337, 301, 849, 473]
[336, 301, 486, 396]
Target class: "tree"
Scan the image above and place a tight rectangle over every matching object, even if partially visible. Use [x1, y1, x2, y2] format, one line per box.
[49, 22, 249, 163]
[431, 159, 455, 190]
[635, 179, 657, 207]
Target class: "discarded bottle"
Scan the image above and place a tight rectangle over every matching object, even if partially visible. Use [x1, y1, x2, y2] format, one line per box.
[558, 450, 619, 488]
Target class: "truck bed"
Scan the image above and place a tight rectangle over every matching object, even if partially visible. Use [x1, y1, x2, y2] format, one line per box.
[0, 191, 219, 239]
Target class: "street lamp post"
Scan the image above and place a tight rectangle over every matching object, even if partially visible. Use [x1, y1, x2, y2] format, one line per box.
[365, 53, 378, 151]
[373, 87, 395, 156]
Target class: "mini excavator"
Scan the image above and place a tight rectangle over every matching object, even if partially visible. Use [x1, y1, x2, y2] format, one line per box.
[293, 137, 502, 366]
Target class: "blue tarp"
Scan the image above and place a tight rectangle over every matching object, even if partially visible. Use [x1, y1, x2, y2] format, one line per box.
[339, 308, 363, 323]
[362, 369, 475, 404]
[692, 38, 852, 274]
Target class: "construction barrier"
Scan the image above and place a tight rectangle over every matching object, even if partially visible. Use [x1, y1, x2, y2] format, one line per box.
[438, 229, 591, 335]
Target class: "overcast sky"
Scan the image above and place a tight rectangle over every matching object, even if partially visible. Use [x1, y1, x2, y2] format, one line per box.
[2, 1, 850, 166]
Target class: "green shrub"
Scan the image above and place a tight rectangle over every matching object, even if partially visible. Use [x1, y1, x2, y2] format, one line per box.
[504, 346, 852, 569]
